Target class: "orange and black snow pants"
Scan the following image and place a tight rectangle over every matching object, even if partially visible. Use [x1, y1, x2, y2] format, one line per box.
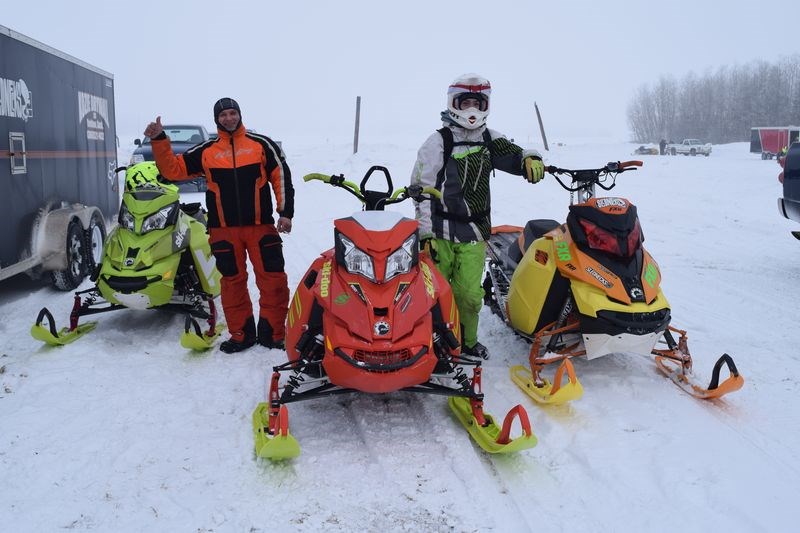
[208, 225, 289, 343]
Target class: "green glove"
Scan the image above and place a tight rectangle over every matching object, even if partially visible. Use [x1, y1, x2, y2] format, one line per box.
[523, 156, 544, 183]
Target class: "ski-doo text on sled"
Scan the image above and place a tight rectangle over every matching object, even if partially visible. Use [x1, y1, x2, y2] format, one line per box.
[31, 163, 224, 349]
[483, 160, 743, 404]
[252, 166, 536, 459]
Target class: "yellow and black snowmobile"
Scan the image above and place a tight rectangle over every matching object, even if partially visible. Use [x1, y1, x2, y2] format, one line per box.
[483, 161, 743, 405]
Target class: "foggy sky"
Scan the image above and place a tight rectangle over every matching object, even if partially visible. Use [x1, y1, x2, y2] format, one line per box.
[3, 0, 799, 147]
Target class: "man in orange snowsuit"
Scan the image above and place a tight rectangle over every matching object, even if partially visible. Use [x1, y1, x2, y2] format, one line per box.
[144, 98, 293, 353]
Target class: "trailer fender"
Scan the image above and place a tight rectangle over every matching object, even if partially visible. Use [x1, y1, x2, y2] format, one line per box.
[36, 204, 104, 271]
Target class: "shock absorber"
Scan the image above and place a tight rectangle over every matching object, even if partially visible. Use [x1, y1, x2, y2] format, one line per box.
[546, 291, 574, 352]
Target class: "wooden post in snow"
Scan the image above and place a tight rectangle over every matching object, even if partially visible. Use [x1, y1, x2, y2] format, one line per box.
[353, 96, 361, 154]
[535, 102, 549, 151]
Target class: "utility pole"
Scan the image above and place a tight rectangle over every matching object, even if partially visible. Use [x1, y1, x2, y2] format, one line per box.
[353, 96, 361, 154]
[535, 102, 549, 151]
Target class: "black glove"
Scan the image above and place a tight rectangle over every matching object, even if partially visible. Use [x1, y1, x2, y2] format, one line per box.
[420, 237, 437, 261]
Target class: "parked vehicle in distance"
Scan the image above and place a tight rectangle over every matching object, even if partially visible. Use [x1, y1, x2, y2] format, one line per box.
[633, 144, 659, 155]
[130, 124, 212, 192]
[1, 24, 118, 290]
[751, 126, 800, 160]
[778, 143, 800, 240]
[667, 139, 712, 156]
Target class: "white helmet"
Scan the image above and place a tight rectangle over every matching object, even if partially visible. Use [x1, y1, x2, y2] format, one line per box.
[445, 73, 491, 130]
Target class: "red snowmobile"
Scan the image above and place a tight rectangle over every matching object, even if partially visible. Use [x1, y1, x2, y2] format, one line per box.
[252, 166, 536, 459]
[483, 161, 744, 405]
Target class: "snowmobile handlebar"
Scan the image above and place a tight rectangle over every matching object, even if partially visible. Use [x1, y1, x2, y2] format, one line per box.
[544, 160, 642, 192]
[391, 185, 443, 202]
[303, 171, 441, 211]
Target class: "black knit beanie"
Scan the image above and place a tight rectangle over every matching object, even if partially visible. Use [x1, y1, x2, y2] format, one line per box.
[213, 97, 241, 129]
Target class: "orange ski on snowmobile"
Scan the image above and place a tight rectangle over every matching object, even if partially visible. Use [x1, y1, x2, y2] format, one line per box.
[483, 161, 743, 405]
[252, 166, 536, 459]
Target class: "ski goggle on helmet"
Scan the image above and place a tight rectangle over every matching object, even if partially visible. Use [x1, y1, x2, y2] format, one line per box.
[446, 73, 491, 130]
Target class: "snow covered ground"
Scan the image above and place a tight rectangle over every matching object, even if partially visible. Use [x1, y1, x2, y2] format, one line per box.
[1, 138, 798, 532]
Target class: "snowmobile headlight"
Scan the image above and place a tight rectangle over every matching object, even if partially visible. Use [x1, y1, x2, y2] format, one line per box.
[118, 204, 135, 232]
[141, 204, 177, 234]
[385, 234, 418, 281]
[578, 219, 622, 256]
[337, 233, 375, 281]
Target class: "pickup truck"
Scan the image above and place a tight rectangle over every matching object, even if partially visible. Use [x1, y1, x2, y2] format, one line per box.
[130, 124, 212, 191]
[667, 139, 712, 157]
[778, 142, 800, 239]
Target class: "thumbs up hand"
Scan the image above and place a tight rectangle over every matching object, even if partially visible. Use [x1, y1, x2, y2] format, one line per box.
[143, 116, 164, 139]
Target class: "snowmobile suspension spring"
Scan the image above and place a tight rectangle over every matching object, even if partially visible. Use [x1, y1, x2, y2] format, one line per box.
[286, 372, 306, 390]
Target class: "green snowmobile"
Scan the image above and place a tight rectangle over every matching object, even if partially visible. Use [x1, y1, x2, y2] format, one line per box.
[31, 162, 223, 349]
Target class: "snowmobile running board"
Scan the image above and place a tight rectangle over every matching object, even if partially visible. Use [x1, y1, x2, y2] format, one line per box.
[30, 307, 97, 346]
[509, 358, 584, 405]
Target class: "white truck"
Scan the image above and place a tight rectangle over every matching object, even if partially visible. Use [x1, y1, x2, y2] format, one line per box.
[667, 139, 712, 156]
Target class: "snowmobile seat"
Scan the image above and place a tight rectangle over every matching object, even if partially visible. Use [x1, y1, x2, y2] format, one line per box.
[507, 219, 560, 264]
[180, 202, 203, 216]
[180, 202, 208, 224]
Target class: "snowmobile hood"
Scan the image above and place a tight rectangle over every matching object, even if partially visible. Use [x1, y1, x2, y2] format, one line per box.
[349, 210, 409, 231]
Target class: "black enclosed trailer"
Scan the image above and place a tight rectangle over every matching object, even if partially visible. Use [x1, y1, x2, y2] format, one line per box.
[0, 24, 118, 289]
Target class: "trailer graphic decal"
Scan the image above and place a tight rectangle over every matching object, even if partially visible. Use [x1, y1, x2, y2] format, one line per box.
[0, 77, 33, 121]
[78, 91, 108, 141]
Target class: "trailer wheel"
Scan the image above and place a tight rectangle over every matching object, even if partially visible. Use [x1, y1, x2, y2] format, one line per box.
[85, 212, 106, 279]
[51, 219, 87, 291]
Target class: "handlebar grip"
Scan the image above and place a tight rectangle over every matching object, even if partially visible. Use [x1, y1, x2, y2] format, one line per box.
[422, 186, 442, 200]
[395, 185, 443, 202]
[303, 173, 331, 183]
[619, 160, 643, 168]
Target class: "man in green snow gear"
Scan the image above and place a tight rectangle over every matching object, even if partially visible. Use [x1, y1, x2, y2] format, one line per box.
[410, 73, 544, 359]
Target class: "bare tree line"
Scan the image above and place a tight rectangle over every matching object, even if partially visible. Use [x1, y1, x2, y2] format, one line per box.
[627, 55, 800, 144]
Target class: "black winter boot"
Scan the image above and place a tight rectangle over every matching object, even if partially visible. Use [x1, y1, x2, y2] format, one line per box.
[462, 341, 489, 360]
[220, 317, 257, 354]
[257, 318, 285, 350]
[219, 336, 257, 353]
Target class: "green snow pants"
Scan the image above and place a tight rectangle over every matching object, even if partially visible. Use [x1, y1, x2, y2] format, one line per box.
[426, 238, 486, 349]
